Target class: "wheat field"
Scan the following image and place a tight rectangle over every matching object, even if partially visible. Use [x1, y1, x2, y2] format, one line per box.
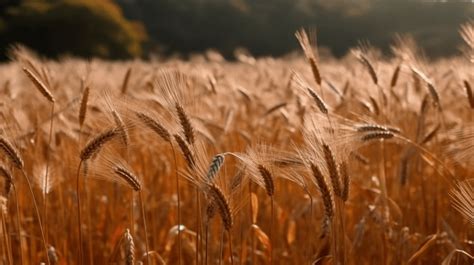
[0, 26, 472, 265]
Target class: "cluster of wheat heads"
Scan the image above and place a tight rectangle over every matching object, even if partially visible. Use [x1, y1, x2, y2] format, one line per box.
[0, 25, 473, 265]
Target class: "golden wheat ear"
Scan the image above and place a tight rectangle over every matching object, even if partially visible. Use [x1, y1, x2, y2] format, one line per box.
[23, 67, 55, 103]
[78, 85, 91, 127]
[80, 128, 119, 161]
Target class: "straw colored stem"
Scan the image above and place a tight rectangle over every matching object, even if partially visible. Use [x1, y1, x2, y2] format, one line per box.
[139, 191, 150, 265]
[20, 169, 50, 265]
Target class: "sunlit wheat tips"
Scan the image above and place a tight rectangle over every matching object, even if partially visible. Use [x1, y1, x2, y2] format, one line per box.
[295, 28, 322, 85]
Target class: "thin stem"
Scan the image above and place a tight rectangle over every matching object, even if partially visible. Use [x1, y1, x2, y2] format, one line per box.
[75, 161, 84, 265]
[228, 229, 233, 265]
[379, 141, 388, 265]
[131, 190, 135, 240]
[205, 220, 209, 265]
[270, 196, 274, 265]
[20, 169, 50, 265]
[249, 182, 256, 265]
[12, 185, 23, 265]
[219, 227, 224, 265]
[43, 103, 55, 245]
[196, 187, 202, 265]
[170, 144, 182, 265]
[307, 190, 313, 260]
[139, 191, 150, 265]
[0, 209, 12, 265]
[86, 177, 93, 265]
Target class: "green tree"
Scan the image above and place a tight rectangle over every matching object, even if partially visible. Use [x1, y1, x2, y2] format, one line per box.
[0, 0, 147, 59]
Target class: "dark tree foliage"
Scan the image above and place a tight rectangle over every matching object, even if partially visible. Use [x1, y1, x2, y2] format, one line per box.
[0, 0, 472, 59]
[116, 0, 474, 58]
[0, 0, 146, 60]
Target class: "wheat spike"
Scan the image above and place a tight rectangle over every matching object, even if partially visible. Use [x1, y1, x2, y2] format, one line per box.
[135, 111, 171, 143]
[307, 87, 328, 114]
[257, 164, 275, 197]
[113, 165, 141, 191]
[123, 228, 135, 265]
[208, 184, 233, 230]
[356, 54, 378, 85]
[322, 143, 341, 198]
[361, 131, 394, 142]
[295, 28, 321, 85]
[390, 64, 401, 87]
[463, 80, 474, 109]
[79, 86, 90, 127]
[174, 134, 195, 168]
[0, 137, 24, 169]
[355, 124, 400, 134]
[80, 128, 118, 161]
[112, 110, 129, 147]
[206, 154, 225, 181]
[23, 67, 55, 103]
[0, 165, 13, 196]
[340, 162, 350, 202]
[175, 103, 195, 145]
[310, 162, 334, 238]
[121, 67, 132, 95]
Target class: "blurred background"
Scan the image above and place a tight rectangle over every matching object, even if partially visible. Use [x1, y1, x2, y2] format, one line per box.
[0, 0, 473, 60]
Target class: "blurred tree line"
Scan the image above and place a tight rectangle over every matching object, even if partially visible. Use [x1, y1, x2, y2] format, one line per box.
[0, 0, 473, 60]
[116, 0, 474, 58]
[0, 0, 146, 60]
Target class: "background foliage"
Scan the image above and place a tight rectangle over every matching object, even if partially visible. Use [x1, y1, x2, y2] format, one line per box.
[0, 0, 473, 59]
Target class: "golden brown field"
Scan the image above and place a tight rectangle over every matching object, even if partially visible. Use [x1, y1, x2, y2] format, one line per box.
[0, 27, 472, 265]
